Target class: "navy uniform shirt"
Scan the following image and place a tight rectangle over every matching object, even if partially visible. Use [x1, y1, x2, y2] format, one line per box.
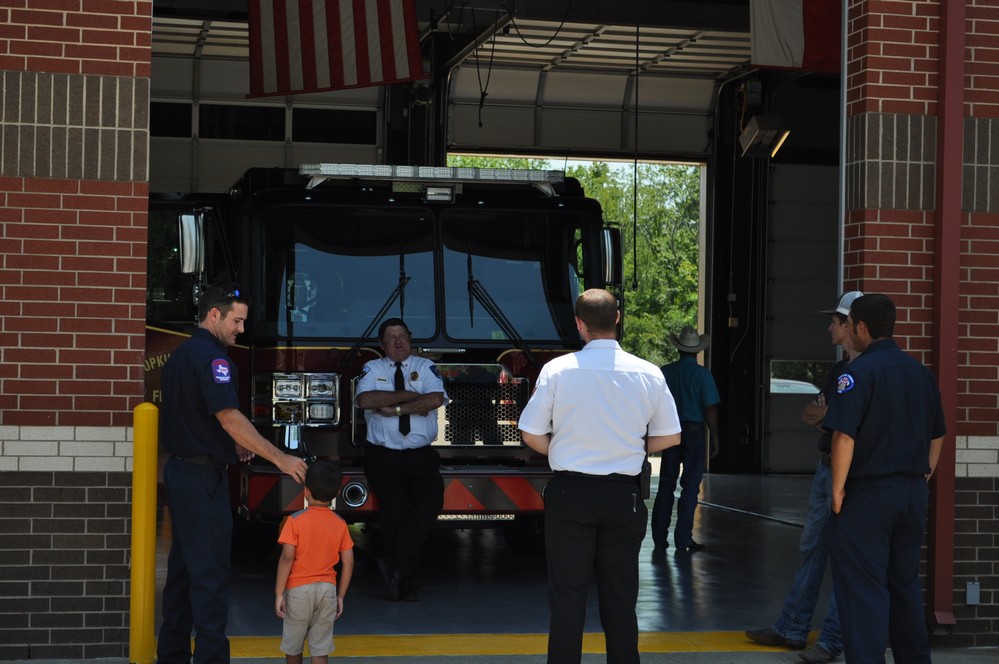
[823, 338, 945, 477]
[815, 357, 849, 454]
[160, 327, 242, 465]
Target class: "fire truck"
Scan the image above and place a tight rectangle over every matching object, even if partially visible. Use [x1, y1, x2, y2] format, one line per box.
[145, 163, 621, 549]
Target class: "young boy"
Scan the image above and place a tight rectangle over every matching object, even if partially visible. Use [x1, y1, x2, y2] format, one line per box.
[275, 461, 355, 664]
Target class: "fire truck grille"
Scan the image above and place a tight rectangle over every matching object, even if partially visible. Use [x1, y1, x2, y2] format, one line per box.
[444, 382, 528, 445]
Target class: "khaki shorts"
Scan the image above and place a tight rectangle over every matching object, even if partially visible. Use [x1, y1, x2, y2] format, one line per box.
[280, 582, 337, 656]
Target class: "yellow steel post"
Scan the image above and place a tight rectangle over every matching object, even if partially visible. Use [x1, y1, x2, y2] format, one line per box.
[129, 403, 158, 664]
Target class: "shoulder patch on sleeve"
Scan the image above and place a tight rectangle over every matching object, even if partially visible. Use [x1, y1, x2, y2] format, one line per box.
[430, 365, 441, 379]
[360, 364, 371, 377]
[211, 359, 232, 384]
[836, 373, 855, 394]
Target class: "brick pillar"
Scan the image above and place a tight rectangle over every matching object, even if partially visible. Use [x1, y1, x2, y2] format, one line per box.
[844, 0, 999, 647]
[0, 1, 151, 658]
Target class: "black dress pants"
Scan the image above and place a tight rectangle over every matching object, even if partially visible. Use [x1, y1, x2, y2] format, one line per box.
[543, 473, 647, 664]
[363, 442, 444, 577]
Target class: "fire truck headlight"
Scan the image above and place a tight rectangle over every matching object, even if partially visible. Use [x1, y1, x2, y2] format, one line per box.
[307, 402, 335, 423]
[274, 376, 304, 399]
[307, 376, 334, 397]
[274, 402, 304, 424]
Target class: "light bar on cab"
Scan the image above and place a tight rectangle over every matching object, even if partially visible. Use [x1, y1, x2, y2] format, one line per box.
[300, 163, 565, 189]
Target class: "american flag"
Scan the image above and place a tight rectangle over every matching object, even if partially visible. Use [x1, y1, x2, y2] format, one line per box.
[248, 0, 425, 97]
[750, 0, 841, 73]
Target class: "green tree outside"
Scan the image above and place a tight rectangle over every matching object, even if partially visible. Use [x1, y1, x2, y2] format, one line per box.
[447, 155, 702, 367]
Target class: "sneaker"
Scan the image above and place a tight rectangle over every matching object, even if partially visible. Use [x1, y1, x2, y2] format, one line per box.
[745, 627, 807, 650]
[799, 643, 837, 663]
[676, 541, 706, 554]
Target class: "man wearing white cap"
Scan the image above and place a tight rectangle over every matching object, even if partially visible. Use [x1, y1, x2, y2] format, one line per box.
[650, 325, 720, 554]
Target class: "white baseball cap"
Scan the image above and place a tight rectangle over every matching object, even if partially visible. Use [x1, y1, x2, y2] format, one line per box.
[821, 291, 864, 316]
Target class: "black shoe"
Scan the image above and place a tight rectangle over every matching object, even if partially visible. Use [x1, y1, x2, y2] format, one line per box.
[398, 578, 420, 602]
[799, 644, 837, 663]
[376, 558, 402, 600]
[745, 627, 807, 650]
[676, 541, 706, 554]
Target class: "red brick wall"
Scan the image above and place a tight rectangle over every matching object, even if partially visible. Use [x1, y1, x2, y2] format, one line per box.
[0, 1, 151, 427]
[846, 0, 941, 116]
[963, 1, 999, 438]
[846, 0, 999, 647]
[964, 0, 999, 445]
[0, 1, 151, 657]
[842, 207, 939, 361]
[0, 0, 151, 78]
[961, 205, 999, 437]
[967, 0, 999, 117]
[846, 1, 999, 436]
[0, 177, 148, 427]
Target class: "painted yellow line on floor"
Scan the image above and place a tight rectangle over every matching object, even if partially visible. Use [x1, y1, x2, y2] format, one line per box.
[230, 632, 792, 658]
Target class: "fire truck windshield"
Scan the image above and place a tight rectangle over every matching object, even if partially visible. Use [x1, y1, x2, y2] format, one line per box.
[258, 207, 436, 339]
[253, 205, 584, 344]
[441, 210, 579, 342]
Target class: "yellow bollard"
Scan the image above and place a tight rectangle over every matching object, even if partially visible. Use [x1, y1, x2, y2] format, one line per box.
[129, 403, 158, 664]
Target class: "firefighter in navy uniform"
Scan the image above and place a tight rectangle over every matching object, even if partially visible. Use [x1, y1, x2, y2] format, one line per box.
[823, 293, 945, 664]
[157, 283, 308, 664]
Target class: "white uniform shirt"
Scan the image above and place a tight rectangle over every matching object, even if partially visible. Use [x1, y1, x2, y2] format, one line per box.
[518, 339, 681, 475]
[355, 355, 448, 450]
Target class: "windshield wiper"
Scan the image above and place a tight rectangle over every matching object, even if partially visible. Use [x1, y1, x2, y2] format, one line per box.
[466, 251, 540, 368]
[339, 273, 410, 370]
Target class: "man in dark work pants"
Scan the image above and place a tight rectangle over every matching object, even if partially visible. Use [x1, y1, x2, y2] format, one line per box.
[158, 283, 308, 664]
[355, 317, 447, 603]
[823, 293, 945, 664]
[519, 289, 682, 664]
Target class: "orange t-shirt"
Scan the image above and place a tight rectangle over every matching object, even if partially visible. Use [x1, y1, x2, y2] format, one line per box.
[278, 505, 354, 590]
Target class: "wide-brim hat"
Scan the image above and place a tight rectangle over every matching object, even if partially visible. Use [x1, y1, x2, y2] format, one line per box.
[670, 325, 710, 353]
[820, 290, 864, 316]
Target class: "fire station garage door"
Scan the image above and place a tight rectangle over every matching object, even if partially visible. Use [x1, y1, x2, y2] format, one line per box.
[445, 22, 751, 161]
[765, 164, 840, 473]
[448, 67, 717, 160]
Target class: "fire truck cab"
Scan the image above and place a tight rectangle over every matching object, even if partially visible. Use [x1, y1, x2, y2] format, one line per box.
[146, 163, 622, 545]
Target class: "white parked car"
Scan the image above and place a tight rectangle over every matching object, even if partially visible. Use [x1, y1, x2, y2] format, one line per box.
[769, 378, 821, 395]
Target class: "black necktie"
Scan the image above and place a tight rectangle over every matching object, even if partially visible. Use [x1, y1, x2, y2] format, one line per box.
[394, 362, 411, 435]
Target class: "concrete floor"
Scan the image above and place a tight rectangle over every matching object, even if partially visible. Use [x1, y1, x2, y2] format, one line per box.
[142, 471, 997, 662]
[214, 473, 824, 638]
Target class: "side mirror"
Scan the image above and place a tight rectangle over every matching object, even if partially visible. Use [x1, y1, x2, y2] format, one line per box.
[601, 227, 622, 290]
[178, 212, 205, 275]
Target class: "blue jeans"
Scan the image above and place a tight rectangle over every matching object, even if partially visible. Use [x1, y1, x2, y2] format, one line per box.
[651, 422, 705, 549]
[772, 462, 842, 655]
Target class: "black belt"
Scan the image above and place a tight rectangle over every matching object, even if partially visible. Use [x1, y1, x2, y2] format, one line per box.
[820, 451, 831, 466]
[553, 470, 639, 484]
[849, 472, 924, 482]
[173, 455, 227, 469]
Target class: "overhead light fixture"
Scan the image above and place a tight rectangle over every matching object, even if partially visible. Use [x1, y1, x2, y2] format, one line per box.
[739, 115, 790, 158]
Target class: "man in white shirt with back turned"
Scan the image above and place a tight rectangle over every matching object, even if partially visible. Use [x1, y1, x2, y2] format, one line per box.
[519, 289, 682, 664]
